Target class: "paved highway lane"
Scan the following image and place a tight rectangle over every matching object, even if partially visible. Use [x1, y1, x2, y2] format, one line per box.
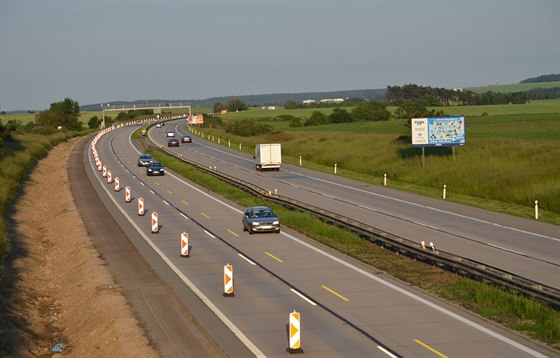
[85, 123, 557, 357]
[152, 120, 560, 289]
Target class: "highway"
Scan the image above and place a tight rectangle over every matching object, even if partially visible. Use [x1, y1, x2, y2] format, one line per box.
[152, 119, 560, 290]
[85, 120, 557, 357]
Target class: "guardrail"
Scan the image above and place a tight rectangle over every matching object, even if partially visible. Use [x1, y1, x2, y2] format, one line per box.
[145, 139, 560, 309]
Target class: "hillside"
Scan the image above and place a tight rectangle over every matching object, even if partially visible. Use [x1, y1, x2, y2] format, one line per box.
[79, 88, 387, 111]
[467, 81, 560, 94]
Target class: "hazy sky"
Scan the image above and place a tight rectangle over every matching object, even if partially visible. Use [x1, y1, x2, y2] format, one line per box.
[1, 0, 559, 111]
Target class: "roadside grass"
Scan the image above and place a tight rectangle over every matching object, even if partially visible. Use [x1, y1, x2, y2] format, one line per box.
[192, 111, 560, 222]
[145, 145, 560, 349]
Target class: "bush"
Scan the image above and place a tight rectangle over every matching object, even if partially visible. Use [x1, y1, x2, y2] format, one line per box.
[225, 119, 273, 136]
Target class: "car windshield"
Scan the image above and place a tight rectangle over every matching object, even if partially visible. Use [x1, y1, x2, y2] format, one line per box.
[252, 209, 274, 218]
[140, 155, 152, 160]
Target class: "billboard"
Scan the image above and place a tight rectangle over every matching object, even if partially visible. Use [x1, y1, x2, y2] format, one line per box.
[188, 114, 204, 125]
[411, 116, 465, 147]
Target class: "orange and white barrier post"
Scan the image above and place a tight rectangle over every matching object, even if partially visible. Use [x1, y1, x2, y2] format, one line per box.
[180, 232, 189, 257]
[114, 177, 120, 191]
[287, 310, 303, 354]
[151, 212, 158, 233]
[138, 197, 145, 216]
[125, 186, 131, 202]
[102, 165, 107, 177]
[97, 161, 102, 171]
[107, 170, 113, 183]
[223, 264, 234, 297]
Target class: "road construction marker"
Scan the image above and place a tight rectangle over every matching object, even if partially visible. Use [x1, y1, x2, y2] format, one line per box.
[107, 170, 113, 183]
[97, 161, 102, 171]
[125, 186, 131, 202]
[180, 232, 189, 257]
[114, 177, 120, 191]
[223, 264, 234, 297]
[138, 197, 145, 216]
[151, 212, 158, 233]
[287, 310, 303, 354]
[102, 165, 107, 177]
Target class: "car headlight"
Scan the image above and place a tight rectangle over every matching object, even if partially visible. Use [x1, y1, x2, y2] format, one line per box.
[273, 221, 279, 225]
[252, 222, 259, 226]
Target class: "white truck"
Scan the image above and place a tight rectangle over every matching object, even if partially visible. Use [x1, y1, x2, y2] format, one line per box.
[255, 143, 281, 171]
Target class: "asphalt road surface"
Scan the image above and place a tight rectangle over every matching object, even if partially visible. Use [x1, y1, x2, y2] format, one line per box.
[83, 121, 557, 357]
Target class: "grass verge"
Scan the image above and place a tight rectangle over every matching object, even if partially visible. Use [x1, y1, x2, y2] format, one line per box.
[145, 145, 560, 350]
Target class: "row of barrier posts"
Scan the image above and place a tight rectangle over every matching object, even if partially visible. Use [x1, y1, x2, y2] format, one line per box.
[93, 119, 305, 353]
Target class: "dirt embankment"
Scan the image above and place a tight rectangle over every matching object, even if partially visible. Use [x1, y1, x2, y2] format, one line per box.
[2, 138, 157, 357]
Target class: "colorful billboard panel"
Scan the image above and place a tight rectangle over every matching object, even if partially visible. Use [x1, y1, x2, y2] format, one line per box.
[411, 116, 465, 147]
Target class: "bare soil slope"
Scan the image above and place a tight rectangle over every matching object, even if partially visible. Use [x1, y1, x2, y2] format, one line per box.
[4, 138, 157, 357]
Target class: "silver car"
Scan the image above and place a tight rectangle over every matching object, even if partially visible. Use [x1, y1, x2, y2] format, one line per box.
[137, 154, 153, 167]
[242, 206, 280, 234]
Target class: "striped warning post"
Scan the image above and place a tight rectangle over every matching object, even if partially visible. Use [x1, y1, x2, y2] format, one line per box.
[97, 161, 102, 171]
[138, 197, 145, 216]
[151, 212, 158, 233]
[102, 165, 107, 177]
[180, 232, 189, 257]
[125, 186, 131, 202]
[114, 177, 120, 192]
[223, 264, 234, 297]
[287, 310, 303, 354]
[107, 170, 113, 183]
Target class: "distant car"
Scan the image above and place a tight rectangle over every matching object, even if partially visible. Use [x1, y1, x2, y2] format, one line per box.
[181, 135, 192, 143]
[166, 131, 175, 137]
[242, 206, 280, 234]
[137, 154, 153, 167]
[146, 161, 165, 176]
[155, 122, 163, 128]
[167, 138, 180, 147]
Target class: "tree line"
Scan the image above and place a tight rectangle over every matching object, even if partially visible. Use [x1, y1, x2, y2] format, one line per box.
[385, 83, 559, 106]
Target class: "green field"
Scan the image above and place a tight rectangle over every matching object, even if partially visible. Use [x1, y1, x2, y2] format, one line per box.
[196, 100, 560, 222]
[467, 81, 560, 94]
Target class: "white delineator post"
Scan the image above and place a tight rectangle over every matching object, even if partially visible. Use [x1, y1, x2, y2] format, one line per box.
[151, 212, 158, 233]
[181, 232, 189, 257]
[138, 197, 145, 216]
[223, 264, 234, 297]
[535, 200, 539, 220]
[287, 310, 303, 354]
[384, 174, 387, 186]
[443, 184, 447, 199]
